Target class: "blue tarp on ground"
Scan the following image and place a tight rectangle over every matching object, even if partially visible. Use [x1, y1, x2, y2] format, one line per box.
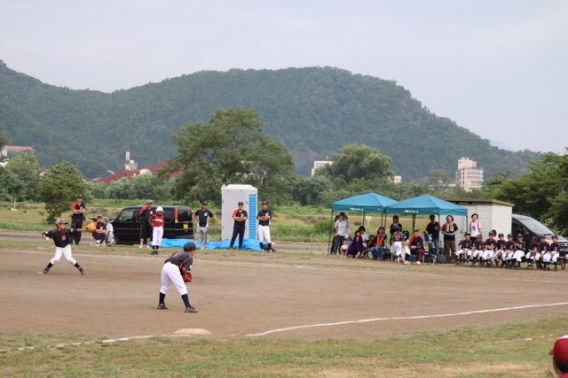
[385, 194, 468, 217]
[154, 238, 262, 251]
[331, 192, 398, 213]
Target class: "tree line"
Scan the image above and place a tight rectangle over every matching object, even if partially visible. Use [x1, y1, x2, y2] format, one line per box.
[0, 111, 566, 235]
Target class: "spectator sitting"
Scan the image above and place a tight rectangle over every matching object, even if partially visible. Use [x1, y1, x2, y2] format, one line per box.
[92, 215, 107, 246]
[347, 227, 366, 258]
[371, 227, 388, 260]
[354, 226, 369, 258]
[408, 229, 426, 265]
[104, 216, 114, 246]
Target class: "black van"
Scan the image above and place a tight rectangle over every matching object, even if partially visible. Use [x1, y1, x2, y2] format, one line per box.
[512, 214, 568, 254]
[111, 205, 193, 244]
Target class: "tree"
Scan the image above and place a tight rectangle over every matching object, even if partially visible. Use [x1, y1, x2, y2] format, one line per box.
[5, 154, 40, 201]
[38, 162, 86, 223]
[490, 150, 568, 234]
[317, 144, 393, 184]
[0, 167, 24, 202]
[171, 108, 295, 202]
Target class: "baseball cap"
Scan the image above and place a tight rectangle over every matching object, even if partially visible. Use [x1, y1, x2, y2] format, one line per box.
[201, 201, 208, 205]
[489, 230, 497, 236]
[56, 218, 68, 224]
[540, 234, 546, 239]
[183, 242, 196, 251]
[552, 234, 559, 239]
[103, 216, 109, 221]
[517, 233, 523, 238]
[97, 214, 103, 218]
[531, 236, 538, 241]
[507, 233, 513, 238]
[498, 233, 504, 237]
[550, 335, 568, 364]
[238, 201, 244, 205]
[76, 194, 83, 199]
[147, 199, 153, 204]
[464, 232, 471, 236]
[262, 200, 268, 205]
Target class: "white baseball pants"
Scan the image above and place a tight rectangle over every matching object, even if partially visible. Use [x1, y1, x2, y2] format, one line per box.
[195, 226, 209, 249]
[160, 262, 187, 296]
[258, 225, 271, 243]
[482, 250, 494, 261]
[512, 250, 525, 262]
[50, 245, 77, 265]
[152, 226, 163, 247]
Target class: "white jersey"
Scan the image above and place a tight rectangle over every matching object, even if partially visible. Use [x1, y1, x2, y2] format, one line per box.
[469, 221, 482, 237]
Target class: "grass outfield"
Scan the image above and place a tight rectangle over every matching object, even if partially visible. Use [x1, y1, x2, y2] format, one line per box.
[0, 318, 563, 377]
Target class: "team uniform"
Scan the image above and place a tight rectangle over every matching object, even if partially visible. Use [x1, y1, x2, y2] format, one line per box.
[70, 197, 86, 245]
[42, 220, 85, 275]
[138, 202, 154, 248]
[229, 204, 248, 250]
[157, 242, 197, 313]
[194, 204, 214, 250]
[92, 217, 107, 245]
[455, 237, 472, 263]
[512, 237, 526, 269]
[504, 237, 516, 268]
[149, 207, 165, 255]
[257, 203, 274, 252]
[482, 238, 496, 266]
[525, 238, 540, 269]
[495, 236, 507, 267]
[537, 238, 550, 269]
[547, 239, 561, 270]
[408, 233, 425, 265]
[471, 236, 484, 264]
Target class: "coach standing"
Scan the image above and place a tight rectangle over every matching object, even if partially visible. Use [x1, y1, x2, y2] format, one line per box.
[194, 201, 214, 250]
[229, 201, 248, 250]
[257, 201, 274, 252]
[70, 194, 86, 245]
[138, 199, 154, 249]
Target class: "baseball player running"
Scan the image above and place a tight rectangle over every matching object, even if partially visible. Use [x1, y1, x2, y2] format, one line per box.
[149, 207, 165, 255]
[41, 218, 85, 275]
[157, 242, 198, 313]
[257, 200, 274, 252]
[194, 201, 214, 250]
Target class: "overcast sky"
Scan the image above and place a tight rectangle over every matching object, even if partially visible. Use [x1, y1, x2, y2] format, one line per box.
[1, 0, 566, 153]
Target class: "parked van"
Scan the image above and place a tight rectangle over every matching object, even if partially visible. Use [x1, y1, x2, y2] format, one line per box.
[111, 205, 193, 244]
[511, 214, 568, 254]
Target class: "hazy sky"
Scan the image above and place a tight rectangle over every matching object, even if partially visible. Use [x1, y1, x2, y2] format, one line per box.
[1, 0, 566, 153]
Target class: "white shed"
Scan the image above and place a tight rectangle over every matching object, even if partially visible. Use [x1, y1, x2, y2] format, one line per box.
[221, 184, 258, 240]
[446, 198, 514, 240]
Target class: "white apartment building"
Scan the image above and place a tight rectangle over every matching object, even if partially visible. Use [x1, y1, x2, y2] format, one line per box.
[456, 157, 483, 192]
[311, 160, 332, 177]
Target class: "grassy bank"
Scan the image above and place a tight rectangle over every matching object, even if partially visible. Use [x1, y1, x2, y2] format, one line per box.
[1, 317, 563, 377]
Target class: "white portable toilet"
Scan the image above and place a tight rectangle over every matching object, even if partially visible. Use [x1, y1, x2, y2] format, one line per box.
[221, 184, 258, 240]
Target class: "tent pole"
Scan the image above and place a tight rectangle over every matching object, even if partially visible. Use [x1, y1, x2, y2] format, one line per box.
[363, 212, 366, 228]
[412, 214, 416, 230]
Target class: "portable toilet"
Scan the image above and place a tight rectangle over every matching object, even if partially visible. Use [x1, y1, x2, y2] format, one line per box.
[221, 184, 258, 240]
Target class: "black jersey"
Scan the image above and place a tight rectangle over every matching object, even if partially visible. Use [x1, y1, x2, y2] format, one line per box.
[528, 241, 539, 252]
[496, 239, 506, 250]
[539, 241, 550, 252]
[389, 223, 403, 235]
[43, 229, 80, 248]
[257, 209, 272, 226]
[484, 238, 496, 249]
[505, 240, 515, 250]
[474, 240, 484, 250]
[409, 236, 424, 250]
[550, 242, 560, 253]
[515, 240, 526, 251]
[165, 251, 193, 272]
[232, 209, 248, 229]
[459, 239, 472, 249]
[195, 209, 214, 227]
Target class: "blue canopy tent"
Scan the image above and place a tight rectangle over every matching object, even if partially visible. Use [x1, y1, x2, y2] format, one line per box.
[385, 194, 468, 231]
[328, 193, 398, 254]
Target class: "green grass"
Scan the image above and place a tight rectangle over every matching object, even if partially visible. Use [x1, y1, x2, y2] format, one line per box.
[1, 317, 564, 377]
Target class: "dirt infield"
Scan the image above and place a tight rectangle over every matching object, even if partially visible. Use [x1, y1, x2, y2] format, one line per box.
[1, 245, 567, 341]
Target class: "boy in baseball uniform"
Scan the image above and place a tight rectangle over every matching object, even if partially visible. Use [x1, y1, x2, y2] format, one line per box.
[471, 235, 484, 265]
[512, 234, 526, 269]
[455, 232, 472, 264]
[526, 236, 540, 269]
[157, 242, 197, 313]
[504, 233, 516, 268]
[41, 218, 85, 275]
[194, 201, 214, 250]
[482, 233, 497, 267]
[149, 207, 165, 255]
[495, 233, 507, 267]
[548, 235, 561, 270]
[257, 201, 274, 252]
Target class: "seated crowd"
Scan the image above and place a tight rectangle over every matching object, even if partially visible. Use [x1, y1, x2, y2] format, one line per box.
[331, 213, 566, 270]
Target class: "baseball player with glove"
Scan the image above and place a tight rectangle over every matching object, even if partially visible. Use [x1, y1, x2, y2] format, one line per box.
[157, 242, 198, 313]
[257, 200, 274, 252]
[41, 218, 85, 275]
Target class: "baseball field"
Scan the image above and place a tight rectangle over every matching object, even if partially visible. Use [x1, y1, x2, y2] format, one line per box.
[0, 237, 566, 377]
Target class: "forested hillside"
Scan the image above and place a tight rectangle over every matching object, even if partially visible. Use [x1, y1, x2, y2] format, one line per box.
[0, 61, 540, 179]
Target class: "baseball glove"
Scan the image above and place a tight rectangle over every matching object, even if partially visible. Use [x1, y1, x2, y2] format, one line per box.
[183, 272, 192, 283]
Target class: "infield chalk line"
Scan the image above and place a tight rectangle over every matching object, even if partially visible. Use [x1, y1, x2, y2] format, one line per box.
[246, 301, 568, 337]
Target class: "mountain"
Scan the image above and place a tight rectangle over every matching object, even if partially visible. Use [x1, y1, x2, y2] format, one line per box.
[0, 61, 540, 180]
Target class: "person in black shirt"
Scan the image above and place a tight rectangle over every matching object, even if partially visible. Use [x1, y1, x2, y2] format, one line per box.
[229, 202, 248, 250]
[92, 214, 107, 246]
[495, 233, 507, 267]
[408, 229, 425, 265]
[138, 200, 154, 249]
[194, 201, 214, 250]
[257, 201, 274, 252]
[504, 234, 516, 268]
[526, 236, 540, 269]
[512, 234, 526, 269]
[41, 218, 85, 275]
[441, 215, 458, 257]
[157, 242, 197, 313]
[425, 215, 440, 253]
[548, 235, 562, 270]
[482, 237, 496, 267]
[70, 194, 86, 245]
[456, 232, 472, 264]
[389, 216, 403, 246]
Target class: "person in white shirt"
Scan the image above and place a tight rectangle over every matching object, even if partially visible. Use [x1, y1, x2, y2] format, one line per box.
[104, 216, 114, 246]
[469, 213, 482, 238]
[332, 212, 349, 255]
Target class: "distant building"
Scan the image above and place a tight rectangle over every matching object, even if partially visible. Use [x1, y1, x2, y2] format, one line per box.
[311, 160, 332, 177]
[1, 145, 35, 167]
[455, 157, 484, 192]
[95, 151, 181, 184]
[393, 175, 402, 184]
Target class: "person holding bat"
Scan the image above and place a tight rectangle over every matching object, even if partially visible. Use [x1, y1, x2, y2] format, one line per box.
[41, 218, 85, 275]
